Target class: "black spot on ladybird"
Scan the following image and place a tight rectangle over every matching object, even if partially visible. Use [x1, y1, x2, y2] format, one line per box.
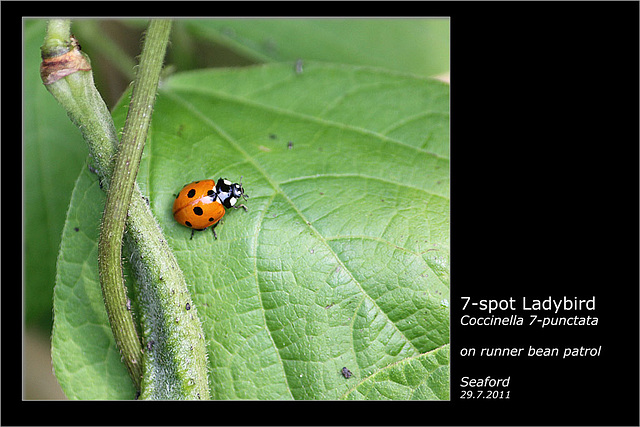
[207, 189, 214, 197]
[186, 302, 191, 310]
[341, 367, 352, 379]
[193, 206, 203, 216]
[208, 217, 214, 222]
[185, 221, 192, 227]
[187, 189, 196, 198]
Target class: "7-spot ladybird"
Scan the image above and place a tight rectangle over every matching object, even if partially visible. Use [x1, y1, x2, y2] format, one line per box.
[173, 178, 248, 239]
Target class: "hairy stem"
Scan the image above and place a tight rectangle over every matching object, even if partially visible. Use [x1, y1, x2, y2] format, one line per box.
[97, 19, 172, 390]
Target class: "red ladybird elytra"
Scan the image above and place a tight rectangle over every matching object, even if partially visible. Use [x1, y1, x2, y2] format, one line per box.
[173, 178, 248, 239]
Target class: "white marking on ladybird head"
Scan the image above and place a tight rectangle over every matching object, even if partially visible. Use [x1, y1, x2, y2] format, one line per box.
[229, 197, 237, 206]
[223, 179, 232, 186]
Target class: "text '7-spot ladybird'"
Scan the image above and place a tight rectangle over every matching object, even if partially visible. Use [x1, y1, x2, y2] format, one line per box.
[173, 178, 248, 239]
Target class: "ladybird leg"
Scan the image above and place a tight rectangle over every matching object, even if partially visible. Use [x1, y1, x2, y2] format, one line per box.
[234, 204, 248, 211]
[190, 229, 195, 240]
[211, 222, 219, 239]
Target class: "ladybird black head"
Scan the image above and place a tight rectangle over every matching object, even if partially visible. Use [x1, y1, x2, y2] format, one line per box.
[216, 177, 248, 208]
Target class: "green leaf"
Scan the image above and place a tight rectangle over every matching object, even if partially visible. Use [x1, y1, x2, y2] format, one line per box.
[180, 19, 450, 77]
[52, 172, 136, 399]
[53, 62, 449, 399]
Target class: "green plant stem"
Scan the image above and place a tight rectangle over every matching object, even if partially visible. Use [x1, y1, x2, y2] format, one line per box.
[41, 19, 71, 57]
[97, 19, 172, 390]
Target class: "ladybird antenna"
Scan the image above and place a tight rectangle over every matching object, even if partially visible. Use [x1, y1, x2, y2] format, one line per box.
[239, 176, 249, 200]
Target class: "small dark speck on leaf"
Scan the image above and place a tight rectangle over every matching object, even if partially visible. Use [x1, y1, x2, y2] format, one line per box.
[341, 367, 352, 379]
[221, 27, 236, 38]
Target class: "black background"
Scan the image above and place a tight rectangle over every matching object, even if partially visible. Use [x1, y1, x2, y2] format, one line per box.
[448, 2, 639, 425]
[6, 2, 639, 426]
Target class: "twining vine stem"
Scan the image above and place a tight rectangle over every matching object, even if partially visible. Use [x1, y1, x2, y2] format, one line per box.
[97, 19, 172, 389]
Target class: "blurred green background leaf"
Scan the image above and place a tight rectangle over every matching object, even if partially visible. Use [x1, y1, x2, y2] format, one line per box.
[178, 19, 450, 77]
[24, 18, 449, 399]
